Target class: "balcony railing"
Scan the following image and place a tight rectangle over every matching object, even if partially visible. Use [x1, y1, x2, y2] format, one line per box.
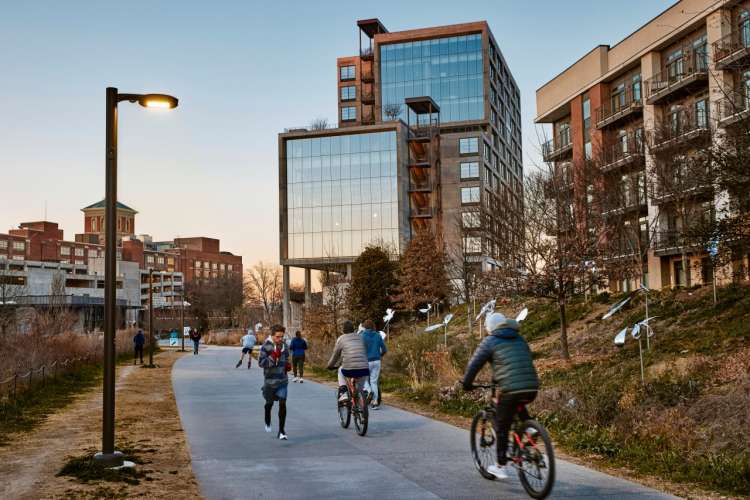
[600, 135, 645, 171]
[361, 68, 374, 82]
[360, 47, 374, 60]
[542, 128, 572, 162]
[644, 55, 708, 104]
[650, 110, 709, 151]
[595, 89, 643, 129]
[361, 90, 374, 103]
[410, 206, 434, 218]
[409, 180, 432, 192]
[716, 88, 750, 126]
[713, 30, 750, 68]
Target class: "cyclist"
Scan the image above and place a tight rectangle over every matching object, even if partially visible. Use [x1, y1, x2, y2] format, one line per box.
[326, 320, 369, 403]
[462, 312, 539, 480]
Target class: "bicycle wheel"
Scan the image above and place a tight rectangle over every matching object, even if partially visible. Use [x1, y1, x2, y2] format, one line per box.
[353, 390, 369, 436]
[337, 387, 351, 429]
[470, 409, 497, 480]
[516, 420, 555, 499]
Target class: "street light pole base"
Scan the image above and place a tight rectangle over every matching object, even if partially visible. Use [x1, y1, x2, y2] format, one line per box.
[141, 364, 158, 369]
[94, 450, 124, 467]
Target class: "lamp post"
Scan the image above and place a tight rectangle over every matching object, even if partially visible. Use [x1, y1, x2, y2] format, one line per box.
[96, 87, 178, 466]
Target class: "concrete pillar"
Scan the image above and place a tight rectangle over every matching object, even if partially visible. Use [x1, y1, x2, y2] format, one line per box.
[346, 263, 352, 280]
[282, 265, 290, 332]
[304, 268, 312, 307]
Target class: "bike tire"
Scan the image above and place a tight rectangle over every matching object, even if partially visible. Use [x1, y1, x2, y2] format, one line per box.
[338, 387, 351, 429]
[516, 419, 555, 499]
[353, 390, 369, 436]
[470, 410, 497, 480]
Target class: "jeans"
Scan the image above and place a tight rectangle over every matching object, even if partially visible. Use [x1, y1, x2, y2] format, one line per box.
[292, 356, 305, 378]
[192, 340, 200, 354]
[494, 391, 536, 464]
[365, 360, 381, 403]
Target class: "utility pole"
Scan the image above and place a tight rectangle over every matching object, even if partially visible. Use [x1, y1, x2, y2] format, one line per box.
[147, 268, 155, 367]
[180, 290, 185, 352]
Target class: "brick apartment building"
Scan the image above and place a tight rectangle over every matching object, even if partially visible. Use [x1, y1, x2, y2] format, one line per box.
[536, 0, 750, 291]
[279, 19, 523, 329]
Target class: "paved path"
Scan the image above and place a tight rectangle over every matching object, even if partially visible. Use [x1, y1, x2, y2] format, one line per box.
[173, 346, 679, 500]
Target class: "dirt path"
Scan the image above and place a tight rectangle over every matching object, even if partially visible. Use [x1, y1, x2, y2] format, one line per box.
[0, 351, 202, 499]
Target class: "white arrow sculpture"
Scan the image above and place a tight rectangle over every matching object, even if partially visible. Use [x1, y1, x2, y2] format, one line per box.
[515, 307, 529, 322]
[475, 299, 496, 321]
[601, 296, 631, 320]
[424, 312, 455, 345]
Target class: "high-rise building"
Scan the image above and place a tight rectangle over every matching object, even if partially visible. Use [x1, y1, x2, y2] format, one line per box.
[278, 19, 523, 327]
[536, 0, 750, 291]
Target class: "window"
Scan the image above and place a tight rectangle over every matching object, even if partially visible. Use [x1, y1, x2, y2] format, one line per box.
[740, 10, 750, 47]
[340, 86, 356, 101]
[167, 257, 174, 265]
[0, 240, 6, 249]
[91, 218, 97, 232]
[666, 49, 684, 82]
[60, 246, 70, 256]
[157, 256, 165, 265]
[461, 187, 480, 204]
[484, 142, 491, 161]
[695, 98, 708, 128]
[485, 167, 493, 187]
[693, 35, 708, 72]
[212, 262, 217, 269]
[464, 236, 482, 254]
[74, 247, 84, 256]
[611, 83, 625, 112]
[462, 211, 481, 228]
[340, 65, 355, 81]
[582, 94, 591, 160]
[341, 106, 356, 121]
[227, 264, 233, 272]
[460, 162, 479, 179]
[632, 75, 642, 102]
[459, 137, 479, 155]
[12, 241, 25, 251]
[220, 263, 226, 271]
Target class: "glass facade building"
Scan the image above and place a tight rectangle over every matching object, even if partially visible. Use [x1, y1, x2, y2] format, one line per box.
[380, 33, 484, 123]
[286, 131, 399, 260]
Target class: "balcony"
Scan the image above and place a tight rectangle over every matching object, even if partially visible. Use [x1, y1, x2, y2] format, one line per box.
[644, 57, 708, 105]
[649, 111, 709, 152]
[409, 180, 432, 193]
[360, 47, 374, 61]
[361, 68, 374, 83]
[654, 231, 696, 256]
[361, 90, 375, 103]
[410, 206, 434, 218]
[716, 89, 750, 127]
[600, 136, 645, 172]
[602, 190, 647, 217]
[713, 31, 750, 69]
[595, 90, 643, 129]
[542, 129, 572, 162]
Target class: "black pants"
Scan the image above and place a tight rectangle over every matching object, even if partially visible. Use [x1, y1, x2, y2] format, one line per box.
[494, 391, 536, 464]
[292, 356, 305, 377]
[134, 345, 144, 364]
[264, 400, 287, 434]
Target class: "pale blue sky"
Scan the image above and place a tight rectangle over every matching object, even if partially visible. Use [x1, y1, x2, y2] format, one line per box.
[0, 0, 672, 280]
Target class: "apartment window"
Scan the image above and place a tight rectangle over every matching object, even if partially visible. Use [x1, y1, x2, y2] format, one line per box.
[693, 35, 708, 72]
[583, 93, 592, 160]
[483, 142, 491, 161]
[74, 247, 84, 257]
[459, 137, 479, 155]
[167, 257, 174, 265]
[666, 49, 684, 81]
[695, 98, 708, 128]
[462, 211, 481, 229]
[340, 65, 355, 81]
[460, 162, 479, 179]
[60, 246, 70, 256]
[0, 240, 6, 250]
[485, 166, 493, 187]
[341, 106, 356, 121]
[146, 255, 154, 264]
[212, 262, 217, 269]
[12, 241, 25, 251]
[340, 86, 356, 101]
[740, 10, 750, 47]
[220, 263, 226, 271]
[157, 256, 165, 265]
[227, 264, 233, 272]
[91, 218, 97, 232]
[461, 186, 480, 204]
[611, 83, 626, 112]
[632, 74, 642, 102]
[464, 236, 482, 254]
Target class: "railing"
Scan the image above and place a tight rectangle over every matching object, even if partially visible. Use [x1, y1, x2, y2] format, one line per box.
[361, 90, 374, 102]
[0, 355, 93, 405]
[542, 128, 572, 161]
[713, 30, 750, 66]
[601, 135, 645, 168]
[409, 180, 432, 192]
[644, 55, 707, 102]
[650, 109, 709, 149]
[410, 206, 434, 217]
[595, 88, 642, 127]
[360, 47, 374, 59]
[716, 88, 750, 123]
[361, 68, 374, 82]
[654, 231, 689, 251]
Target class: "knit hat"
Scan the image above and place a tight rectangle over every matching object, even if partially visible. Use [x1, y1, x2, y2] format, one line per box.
[484, 312, 507, 333]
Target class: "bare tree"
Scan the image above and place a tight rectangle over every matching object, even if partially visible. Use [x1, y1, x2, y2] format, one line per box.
[383, 104, 402, 122]
[245, 262, 283, 325]
[309, 117, 329, 130]
[0, 264, 27, 335]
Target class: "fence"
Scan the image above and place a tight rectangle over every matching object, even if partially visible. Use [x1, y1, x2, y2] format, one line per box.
[0, 354, 95, 405]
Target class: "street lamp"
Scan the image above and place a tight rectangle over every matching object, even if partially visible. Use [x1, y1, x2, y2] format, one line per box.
[96, 87, 178, 466]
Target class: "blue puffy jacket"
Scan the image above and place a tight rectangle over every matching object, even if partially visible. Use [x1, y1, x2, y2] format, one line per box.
[362, 329, 387, 361]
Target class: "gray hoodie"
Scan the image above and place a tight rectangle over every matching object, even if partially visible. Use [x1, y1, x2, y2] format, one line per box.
[326, 332, 369, 371]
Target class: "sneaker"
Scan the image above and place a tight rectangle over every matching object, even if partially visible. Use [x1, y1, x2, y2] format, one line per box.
[298, 378, 304, 384]
[235, 360, 242, 368]
[292, 376, 298, 383]
[487, 464, 509, 480]
[264, 424, 272, 433]
[338, 393, 349, 403]
[278, 432, 288, 440]
[371, 404, 380, 410]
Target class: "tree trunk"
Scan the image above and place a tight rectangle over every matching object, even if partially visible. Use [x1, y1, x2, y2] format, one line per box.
[558, 298, 570, 360]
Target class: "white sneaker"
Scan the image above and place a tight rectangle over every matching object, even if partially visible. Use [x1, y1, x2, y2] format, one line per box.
[298, 378, 304, 384]
[264, 424, 272, 433]
[487, 464, 509, 480]
[278, 432, 288, 440]
[338, 393, 348, 403]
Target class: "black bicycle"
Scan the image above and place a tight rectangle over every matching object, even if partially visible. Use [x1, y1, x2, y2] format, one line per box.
[470, 384, 555, 499]
[337, 375, 369, 436]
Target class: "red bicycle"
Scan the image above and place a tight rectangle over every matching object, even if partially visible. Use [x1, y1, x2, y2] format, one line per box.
[470, 384, 555, 499]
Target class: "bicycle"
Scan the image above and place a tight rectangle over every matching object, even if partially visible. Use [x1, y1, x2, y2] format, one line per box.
[469, 384, 555, 499]
[336, 375, 369, 436]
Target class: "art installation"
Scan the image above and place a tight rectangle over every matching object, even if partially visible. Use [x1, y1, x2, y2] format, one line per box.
[601, 296, 631, 320]
[424, 312, 455, 345]
[474, 299, 496, 321]
[515, 307, 529, 322]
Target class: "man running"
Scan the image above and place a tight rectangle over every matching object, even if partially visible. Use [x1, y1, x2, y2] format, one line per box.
[327, 320, 369, 403]
[462, 312, 539, 480]
[361, 319, 387, 409]
[289, 330, 308, 383]
[190, 328, 202, 355]
[236, 327, 257, 369]
[258, 324, 291, 440]
[133, 328, 145, 365]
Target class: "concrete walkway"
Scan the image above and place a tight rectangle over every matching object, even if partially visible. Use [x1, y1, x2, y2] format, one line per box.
[173, 346, 680, 500]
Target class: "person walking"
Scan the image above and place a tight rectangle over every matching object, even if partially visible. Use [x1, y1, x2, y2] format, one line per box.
[289, 331, 308, 383]
[236, 327, 257, 369]
[361, 319, 387, 409]
[133, 328, 145, 365]
[190, 328, 202, 355]
[258, 324, 291, 440]
[327, 320, 370, 403]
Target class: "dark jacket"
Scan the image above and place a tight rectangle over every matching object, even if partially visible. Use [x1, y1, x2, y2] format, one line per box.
[362, 329, 387, 361]
[133, 331, 145, 347]
[258, 339, 290, 388]
[462, 320, 539, 395]
[289, 337, 308, 357]
[190, 331, 201, 342]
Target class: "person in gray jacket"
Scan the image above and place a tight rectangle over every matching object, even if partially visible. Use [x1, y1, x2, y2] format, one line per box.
[462, 312, 540, 480]
[327, 320, 370, 402]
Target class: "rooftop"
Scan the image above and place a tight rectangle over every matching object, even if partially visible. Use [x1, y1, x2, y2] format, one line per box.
[82, 200, 138, 213]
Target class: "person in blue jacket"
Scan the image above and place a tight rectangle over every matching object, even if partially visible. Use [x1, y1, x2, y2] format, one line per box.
[133, 329, 145, 365]
[289, 331, 308, 383]
[361, 319, 387, 409]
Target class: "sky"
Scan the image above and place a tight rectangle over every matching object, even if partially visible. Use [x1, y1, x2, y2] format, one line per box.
[0, 0, 673, 284]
